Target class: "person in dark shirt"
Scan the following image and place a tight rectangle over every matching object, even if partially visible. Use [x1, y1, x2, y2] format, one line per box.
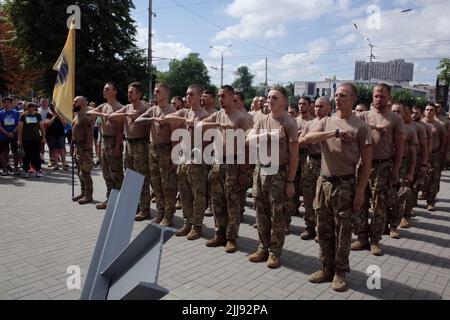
[18, 102, 46, 178]
[46, 104, 69, 170]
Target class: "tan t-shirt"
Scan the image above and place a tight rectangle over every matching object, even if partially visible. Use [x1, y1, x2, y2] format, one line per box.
[204, 107, 218, 116]
[253, 113, 298, 165]
[149, 105, 177, 145]
[313, 114, 372, 176]
[123, 103, 149, 139]
[422, 120, 446, 152]
[417, 120, 432, 140]
[436, 116, 450, 134]
[303, 118, 322, 156]
[357, 110, 405, 160]
[99, 101, 124, 136]
[175, 107, 210, 149]
[72, 113, 94, 146]
[297, 114, 314, 151]
[203, 109, 252, 158]
[403, 123, 419, 157]
[409, 121, 427, 155]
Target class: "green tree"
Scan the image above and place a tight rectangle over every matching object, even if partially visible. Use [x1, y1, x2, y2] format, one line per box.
[437, 58, 450, 85]
[391, 89, 416, 107]
[356, 85, 374, 106]
[157, 53, 211, 98]
[3, 0, 149, 103]
[232, 66, 255, 98]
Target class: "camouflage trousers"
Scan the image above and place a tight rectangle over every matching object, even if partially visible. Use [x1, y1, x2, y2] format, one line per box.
[178, 163, 207, 227]
[286, 151, 308, 226]
[425, 152, 442, 206]
[254, 165, 289, 258]
[354, 160, 392, 243]
[101, 136, 124, 199]
[302, 156, 321, 229]
[240, 165, 255, 215]
[386, 185, 400, 227]
[125, 139, 150, 211]
[314, 176, 355, 273]
[292, 151, 308, 210]
[412, 155, 427, 207]
[210, 163, 241, 241]
[75, 145, 93, 198]
[397, 158, 414, 221]
[149, 143, 177, 219]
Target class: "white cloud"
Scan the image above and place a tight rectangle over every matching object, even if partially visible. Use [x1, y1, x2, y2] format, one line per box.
[214, 0, 335, 41]
[339, 33, 358, 46]
[136, 27, 192, 71]
[341, 1, 450, 62]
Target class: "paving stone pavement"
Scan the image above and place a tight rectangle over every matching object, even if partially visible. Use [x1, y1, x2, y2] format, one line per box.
[1, 164, 449, 300]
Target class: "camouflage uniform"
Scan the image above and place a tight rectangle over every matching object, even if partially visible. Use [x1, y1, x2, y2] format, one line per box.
[397, 158, 414, 221]
[426, 152, 442, 206]
[125, 139, 150, 211]
[254, 165, 289, 258]
[210, 163, 242, 241]
[101, 136, 124, 199]
[75, 146, 94, 199]
[302, 155, 321, 229]
[386, 185, 401, 228]
[178, 163, 207, 227]
[239, 165, 255, 215]
[314, 176, 355, 272]
[149, 143, 177, 220]
[355, 159, 392, 243]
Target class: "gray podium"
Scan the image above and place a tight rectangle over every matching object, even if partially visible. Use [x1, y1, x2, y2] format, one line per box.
[81, 170, 175, 300]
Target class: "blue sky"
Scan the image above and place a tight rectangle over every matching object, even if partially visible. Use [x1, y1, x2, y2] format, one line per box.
[131, 0, 450, 87]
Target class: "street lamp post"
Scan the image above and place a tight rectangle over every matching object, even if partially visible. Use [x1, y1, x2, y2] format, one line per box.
[210, 45, 232, 87]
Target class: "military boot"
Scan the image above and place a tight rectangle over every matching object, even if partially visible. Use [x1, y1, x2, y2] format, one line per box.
[399, 218, 411, 229]
[96, 201, 108, 210]
[351, 234, 370, 251]
[225, 240, 237, 254]
[78, 197, 93, 205]
[332, 271, 348, 292]
[427, 204, 436, 212]
[135, 210, 151, 222]
[267, 255, 281, 269]
[248, 250, 269, 263]
[72, 194, 85, 202]
[176, 224, 192, 237]
[151, 213, 164, 225]
[308, 265, 335, 283]
[160, 218, 173, 227]
[370, 242, 383, 256]
[187, 227, 202, 241]
[206, 233, 227, 248]
[390, 227, 401, 239]
[300, 227, 317, 240]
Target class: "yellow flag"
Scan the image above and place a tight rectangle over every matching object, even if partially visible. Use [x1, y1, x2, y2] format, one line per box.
[52, 20, 76, 122]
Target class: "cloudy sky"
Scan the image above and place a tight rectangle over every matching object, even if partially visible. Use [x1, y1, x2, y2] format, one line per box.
[131, 0, 450, 87]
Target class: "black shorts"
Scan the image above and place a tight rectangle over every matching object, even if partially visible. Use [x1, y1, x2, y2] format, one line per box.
[47, 136, 66, 149]
[0, 138, 18, 154]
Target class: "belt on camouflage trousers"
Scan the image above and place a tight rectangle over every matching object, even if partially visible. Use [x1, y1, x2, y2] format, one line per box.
[321, 174, 355, 184]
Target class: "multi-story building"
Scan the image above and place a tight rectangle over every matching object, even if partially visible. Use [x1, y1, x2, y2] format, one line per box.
[354, 59, 414, 83]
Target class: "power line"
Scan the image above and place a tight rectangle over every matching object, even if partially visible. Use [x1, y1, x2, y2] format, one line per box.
[168, 0, 282, 56]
